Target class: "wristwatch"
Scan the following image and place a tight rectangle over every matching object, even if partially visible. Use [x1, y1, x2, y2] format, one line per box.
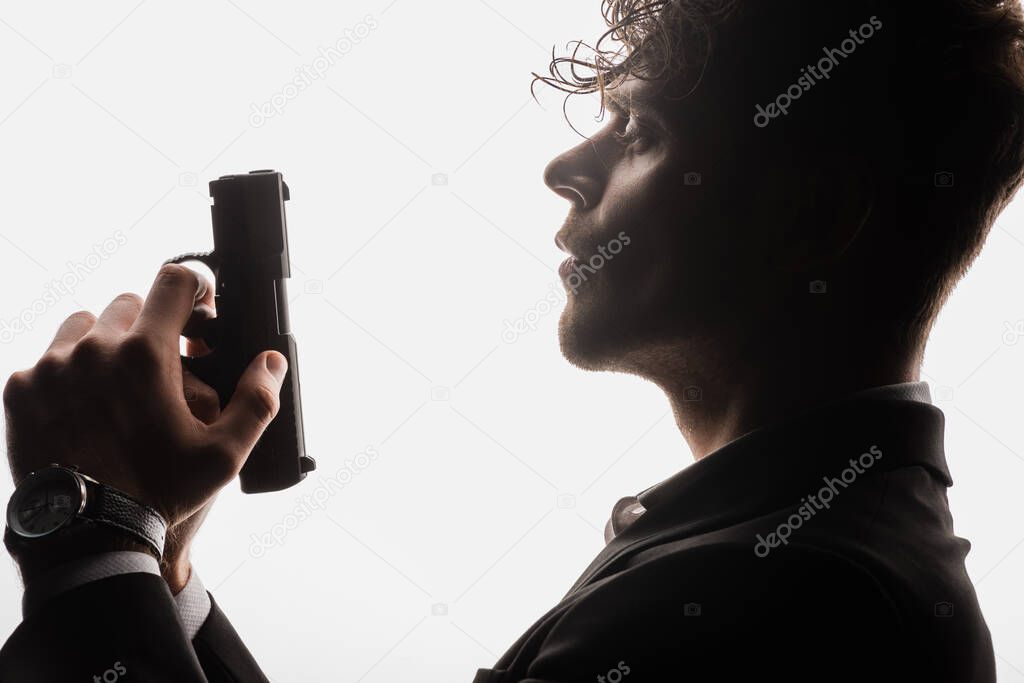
[4, 464, 167, 559]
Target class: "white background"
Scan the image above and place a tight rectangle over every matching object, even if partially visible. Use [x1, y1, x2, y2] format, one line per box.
[0, 1, 1022, 680]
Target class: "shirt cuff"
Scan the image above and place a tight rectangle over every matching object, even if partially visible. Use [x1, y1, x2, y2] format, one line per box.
[21, 551, 213, 640]
[22, 550, 159, 617]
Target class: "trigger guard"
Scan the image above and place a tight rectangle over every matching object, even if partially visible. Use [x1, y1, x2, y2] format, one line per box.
[164, 250, 220, 274]
[164, 251, 221, 296]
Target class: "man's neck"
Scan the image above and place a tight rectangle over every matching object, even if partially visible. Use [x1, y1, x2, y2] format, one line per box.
[650, 339, 921, 460]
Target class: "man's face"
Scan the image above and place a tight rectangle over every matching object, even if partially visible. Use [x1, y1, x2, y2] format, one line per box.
[545, 75, 782, 373]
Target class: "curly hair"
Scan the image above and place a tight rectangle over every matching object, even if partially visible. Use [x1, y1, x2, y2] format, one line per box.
[530, 0, 738, 117]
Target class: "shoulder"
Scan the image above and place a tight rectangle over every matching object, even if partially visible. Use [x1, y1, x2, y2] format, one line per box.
[577, 540, 900, 613]
[526, 542, 907, 682]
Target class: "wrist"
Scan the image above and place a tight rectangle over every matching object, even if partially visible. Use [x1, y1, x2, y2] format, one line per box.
[5, 465, 167, 579]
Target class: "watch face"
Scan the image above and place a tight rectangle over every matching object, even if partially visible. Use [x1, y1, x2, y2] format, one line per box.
[6, 467, 85, 538]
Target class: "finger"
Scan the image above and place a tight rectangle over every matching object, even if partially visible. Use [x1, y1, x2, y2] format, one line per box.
[208, 351, 287, 468]
[184, 334, 212, 358]
[182, 270, 217, 354]
[182, 302, 216, 346]
[194, 271, 215, 311]
[45, 310, 96, 354]
[131, 264, 208, 351]
[182, 275, 216, 353]
[92, 293, 144, 336]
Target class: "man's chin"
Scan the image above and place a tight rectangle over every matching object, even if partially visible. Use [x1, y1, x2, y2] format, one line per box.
[557, 288, 698, 375]
[557, 298, 637, 372]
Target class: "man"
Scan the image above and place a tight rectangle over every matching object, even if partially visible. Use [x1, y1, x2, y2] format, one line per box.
[2, 0, 1023, 680]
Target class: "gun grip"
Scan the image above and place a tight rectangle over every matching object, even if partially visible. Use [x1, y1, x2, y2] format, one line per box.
[181, 352, 222, 403]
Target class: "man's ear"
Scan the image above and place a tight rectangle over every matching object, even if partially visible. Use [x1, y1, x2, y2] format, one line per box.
[778, 164, 875, 273]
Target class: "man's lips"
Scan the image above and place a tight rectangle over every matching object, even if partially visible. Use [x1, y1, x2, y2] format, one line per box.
[555, 232, 585, 280]
[558, 256, 578, 279]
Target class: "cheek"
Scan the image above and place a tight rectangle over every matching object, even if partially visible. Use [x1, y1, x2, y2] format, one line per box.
[598, 150, 679, 242]
[600, 155, 748, 323]
[599, 152, 697, 275]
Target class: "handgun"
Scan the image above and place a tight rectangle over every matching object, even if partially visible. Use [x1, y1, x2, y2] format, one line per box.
[164, 170, 315, 493]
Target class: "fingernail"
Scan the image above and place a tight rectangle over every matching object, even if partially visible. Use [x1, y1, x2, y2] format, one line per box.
[266, 352, 287, 382]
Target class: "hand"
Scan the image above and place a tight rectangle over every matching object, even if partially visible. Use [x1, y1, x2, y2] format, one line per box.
[3, 264, 287, 535]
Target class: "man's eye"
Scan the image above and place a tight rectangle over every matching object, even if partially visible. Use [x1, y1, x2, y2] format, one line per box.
[613, 115, 653, 151]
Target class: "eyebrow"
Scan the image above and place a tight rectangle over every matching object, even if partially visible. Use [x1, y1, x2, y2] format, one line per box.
[604, 90, 636, 115]
[604, 88, 665, 117]
[604, 88, 673, 131]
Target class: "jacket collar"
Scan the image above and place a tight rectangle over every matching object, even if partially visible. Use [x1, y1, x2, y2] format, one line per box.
[636, 395, 950, 523]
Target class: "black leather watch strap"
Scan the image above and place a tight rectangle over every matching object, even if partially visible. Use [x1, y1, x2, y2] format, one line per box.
[85, 482, 167, 559]
[4, 465, 168, 562]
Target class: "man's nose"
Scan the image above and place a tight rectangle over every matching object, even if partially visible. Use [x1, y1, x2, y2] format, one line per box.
[543, 140, 604, 210]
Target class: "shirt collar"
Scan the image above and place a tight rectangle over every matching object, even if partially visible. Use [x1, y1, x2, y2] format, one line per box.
[634, 381, 947, 521]
[843, 380, 931, 404]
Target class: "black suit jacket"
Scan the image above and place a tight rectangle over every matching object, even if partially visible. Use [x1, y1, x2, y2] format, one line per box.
[0, 396, 995, 681]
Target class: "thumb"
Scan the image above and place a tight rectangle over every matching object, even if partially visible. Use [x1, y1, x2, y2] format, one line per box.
[209, 351, 287, 468]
